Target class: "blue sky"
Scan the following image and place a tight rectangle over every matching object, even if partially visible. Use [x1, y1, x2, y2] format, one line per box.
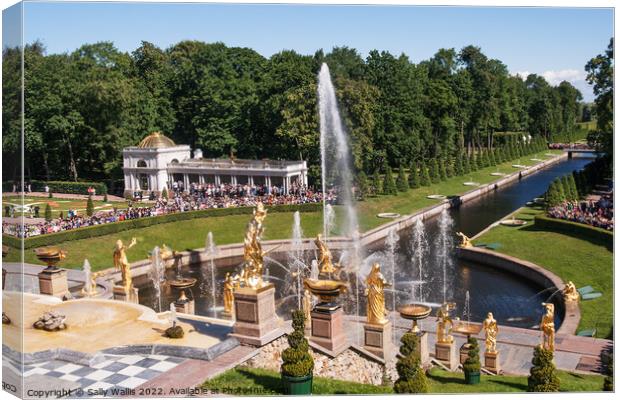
[6, 2, 615, 101]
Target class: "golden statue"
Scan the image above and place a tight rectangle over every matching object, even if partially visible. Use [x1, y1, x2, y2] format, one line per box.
[483, 312, 498, 354]
[365, 263, 391, 325]
[113, 238, 137, 293]
[240, 202, 279, 289]
[456, 232, 473, 248]
[303, 289, 313, 325]
[314, 234, 339, 276]
[223, 272, 237, 316]
[436, 302, 455, 344]
[540, 303, 555, 352]
[562, 281, 580, 303]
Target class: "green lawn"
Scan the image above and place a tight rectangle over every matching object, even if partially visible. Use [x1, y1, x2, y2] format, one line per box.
[201, 366, 604, 394]
[2, 196, 128, 219]
[4, 150, 562, 270]
[474, 206, 613, 339]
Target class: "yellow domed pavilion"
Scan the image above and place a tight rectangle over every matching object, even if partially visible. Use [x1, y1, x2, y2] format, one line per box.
[137, 132, 177, 149]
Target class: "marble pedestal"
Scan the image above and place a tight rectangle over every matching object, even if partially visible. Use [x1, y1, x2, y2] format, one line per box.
[174, 298, 195, 314]
[38, 269, 69, 298]
[113, 285, 139, 303]
[418, 332, 429, 366]
[310, 307, 347, 355]
[364, 321, 392, 359]
[435, 341, 458, 370]
[484, 351, 501, 374]
[231, 284, 281, 346]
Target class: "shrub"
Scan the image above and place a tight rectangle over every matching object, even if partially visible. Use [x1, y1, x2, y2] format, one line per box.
[469, 153, 478, 172]
[428, 159, 440, 184]
[527, 345, 560, 392]
[396, 165, 409, 192]
[394, 332, 429, 393]
[161, 187, 169, 200]
[419, 161, 431, 187]
[371, 170, 382, 196]
[454, 153, 464, 176]
[24, 180, 108, 196]
[44, 203, 52, 222]
[463, 153, 471, 175]
[382, 162, 397, 195]
[281, 310, 314, 377]
[462, 337, 481, 375]
[86, 196, 94, 217]
[534, 214, 613, 246]
[438, 159, 448, 181]
[408, 161, 420, 189]
[103, 193, 108, 202]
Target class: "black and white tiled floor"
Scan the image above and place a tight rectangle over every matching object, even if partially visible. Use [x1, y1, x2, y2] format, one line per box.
[22, 354, 185, 393]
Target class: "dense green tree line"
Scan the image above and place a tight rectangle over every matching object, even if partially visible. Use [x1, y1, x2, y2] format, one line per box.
[3, 40, 597, 184]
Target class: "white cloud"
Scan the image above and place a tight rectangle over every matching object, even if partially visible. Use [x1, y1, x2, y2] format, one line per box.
[541, 69, 587, 86]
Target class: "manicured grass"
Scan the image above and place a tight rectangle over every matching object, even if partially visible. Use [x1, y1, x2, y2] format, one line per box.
[201, 366, 604, 394]
[474, 206, 613, 339]
[5, 150, 562, 270]
[3, 196, 128, 218]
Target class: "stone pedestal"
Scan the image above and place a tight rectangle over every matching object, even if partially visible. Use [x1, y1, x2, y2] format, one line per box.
[363, 321, 392, 359]
[174, 298, 195, 314]
[113, 285, 139, 303]
[435, 341, 458, 370]
[38, 269, 69, 298]
[484, 351, 501, 374]
[418, 331, 429, 366]
[231, 284, 282, 346]
[309, 307, 347, 355]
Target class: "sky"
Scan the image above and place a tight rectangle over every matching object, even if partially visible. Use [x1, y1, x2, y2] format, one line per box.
[3, 2, 615, 101]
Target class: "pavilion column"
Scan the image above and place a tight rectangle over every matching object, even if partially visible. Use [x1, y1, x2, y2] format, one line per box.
[266, 176, 271, 194]
[215, 175, 221, 185]
[249, 176, 254, 186]
[231, 175, 237, 185]
[183, 174, 190, 192]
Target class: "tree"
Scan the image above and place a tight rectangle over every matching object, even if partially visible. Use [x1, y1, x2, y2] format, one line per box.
[396, 164, 409, 192]
[44, 203, 52, 222]
[438, 158, 448, 181]
[394, 332, 429, 393]
[527, 345, 560, 392]
[454, 152, 464, 176]
[463, 152, 471, 174]
[281, 310, 314, 378]
[408, 161, 420, 189]
[585, 38, 613, 155]
[420, 161, 431, 187]
[561, 176, 572, 202]
[382, 162, 397, 195]
[161, 187, 168, 200]
[371, 169, 382, 196]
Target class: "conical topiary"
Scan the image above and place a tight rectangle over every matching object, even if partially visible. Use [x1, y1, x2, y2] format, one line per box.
[439, 158, 448, 181]
[420, 161, 431, 187]
[382, 162, 398, 195]
[396, 164, 409, 192]
[463, 153, 471, 175]
[408, 161, 420, 189]
[281, 310, 314, 378]
[527, 345, 560, 392]
[455, 152, 464, 176]
[44, 203, 52, 222]
[162, 187, 169, 200]
[86, 196, 94, 217]
[429, 159, 440, 184]
[356, 171, 369, 200]
[371, 169, 382, 196]
[394, 332, 429, 393]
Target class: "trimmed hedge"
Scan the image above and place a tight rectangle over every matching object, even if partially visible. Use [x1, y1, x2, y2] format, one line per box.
[534, 214, 613, 246]
[3, 180, 107, 195]
[3, 202, 322, 249]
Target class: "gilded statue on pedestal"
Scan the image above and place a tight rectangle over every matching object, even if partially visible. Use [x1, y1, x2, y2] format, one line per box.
[456, 232, 473, 248]
[436, 302, 455, 344]
[113, 238, 137, 293]
[239, 202, 279, 289]
[314, 234, 340, 276]
[483, 312, 498, 354]
[562, 281, 580, 303]
[365, 263, 391, 325]
[303, 289, 313, 325]
[223, 272, 237, 315]
[540, 303, 555, 352]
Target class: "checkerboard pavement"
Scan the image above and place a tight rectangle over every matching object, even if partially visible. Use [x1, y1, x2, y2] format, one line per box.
[21, 354, 186, 394]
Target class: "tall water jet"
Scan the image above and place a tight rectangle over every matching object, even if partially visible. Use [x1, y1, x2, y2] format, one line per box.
[318, 63, 358, 238]
[410, 219, 429, 303]
[437, 210, 455, 303]
[82, 259, 93, 296]
[289, 211, 306, 308]
[323, 204, 336, 239]
[385, 228, 399, 343]
[150, 246, 164, 312]
[204, 232, 218, 317]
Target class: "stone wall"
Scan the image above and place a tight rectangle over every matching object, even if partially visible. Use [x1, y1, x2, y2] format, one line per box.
[243, 336, 397, 385]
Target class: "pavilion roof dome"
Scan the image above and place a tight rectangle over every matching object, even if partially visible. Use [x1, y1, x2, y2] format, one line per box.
[137, 132, 176, 148]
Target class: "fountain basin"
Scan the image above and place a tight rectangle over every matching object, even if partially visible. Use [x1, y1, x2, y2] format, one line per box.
[34, 247, 66, 269]
[490, 172, 507, 176]
[304, 278, 347, 307]
[452, 322, 482, 336]
[500, 219, 527, 227]
[377, 212, 401, 219]
[426, 194, 447, 200]
[169, 277, 197, 290]
[463, 182, 480, 186]
[398, 303, 432, 332]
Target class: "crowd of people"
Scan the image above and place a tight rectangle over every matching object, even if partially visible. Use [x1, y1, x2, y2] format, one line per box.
[2, 183, 328, 238]
[547, 194, 614, 231]
[548, 142, 592, 150]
